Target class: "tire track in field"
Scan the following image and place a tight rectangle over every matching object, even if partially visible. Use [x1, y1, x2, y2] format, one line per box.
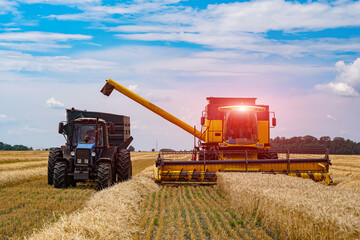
[137, 185, 273, 240]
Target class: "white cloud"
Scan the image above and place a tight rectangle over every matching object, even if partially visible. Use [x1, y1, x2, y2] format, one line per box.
[315, 58, 360, 97]
[18, 0, 100, 5]
[0, 114, 7, 119]
[0, 0, 18, 15]
[47, 1, 181, 21]
[128, 84, 138, 91]
[0, 31, 91, 42]
[326, 114, 336, 121]
[0, 50, 117, 72]
[46, 97, 64, 109]
[335, 58, 360, 90]
[0, 31, 92, 52]
[8, 126, 48, 135]
[0, 42, 72, 51]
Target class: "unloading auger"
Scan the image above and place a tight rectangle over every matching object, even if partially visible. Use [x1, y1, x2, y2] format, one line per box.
[101, 79, 333, 185]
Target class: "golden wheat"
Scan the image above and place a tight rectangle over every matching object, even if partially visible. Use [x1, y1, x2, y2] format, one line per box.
[29, 167, 159, 240]
[218, 171, 360, 240]
[0, 167, 47, 186]
[0, 151, 48, 163]
[0, 160, 47, 171]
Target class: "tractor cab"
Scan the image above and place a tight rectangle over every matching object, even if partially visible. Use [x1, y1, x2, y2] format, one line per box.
[71, 118, 108, 149]
[70, 118, 109, 180]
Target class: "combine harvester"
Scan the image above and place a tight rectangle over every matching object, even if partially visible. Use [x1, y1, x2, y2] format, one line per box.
[101, 79, 333, 185]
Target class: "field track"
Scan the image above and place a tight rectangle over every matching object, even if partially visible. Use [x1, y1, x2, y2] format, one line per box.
[136, 185, 272, 240]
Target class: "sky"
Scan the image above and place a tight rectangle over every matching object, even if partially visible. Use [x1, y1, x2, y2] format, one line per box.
[0, 0, 360, 151]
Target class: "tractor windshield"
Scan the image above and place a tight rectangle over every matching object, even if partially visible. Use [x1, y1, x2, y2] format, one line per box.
[72, 123, 103, 147]
[223, 111, 258, 145]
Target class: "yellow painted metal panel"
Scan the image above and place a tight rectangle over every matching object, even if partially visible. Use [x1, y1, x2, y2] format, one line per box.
[257, 120, 269, 144]
[205, 120, 223, 142]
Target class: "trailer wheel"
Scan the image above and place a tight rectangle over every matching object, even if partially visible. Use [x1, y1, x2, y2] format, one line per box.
[48, 148, 62, 185]
[117, 149, 132, 181]
[53, 161, 70, 188]
[97, 162, 112, 190]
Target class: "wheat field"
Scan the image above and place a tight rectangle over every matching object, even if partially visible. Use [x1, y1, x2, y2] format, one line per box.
[1, 151, 359, 239]
[218, 154, 360, 240]
[0, 151, 156, 239]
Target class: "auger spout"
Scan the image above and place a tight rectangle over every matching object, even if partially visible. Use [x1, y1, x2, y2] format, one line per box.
[101, 79, 205, 141]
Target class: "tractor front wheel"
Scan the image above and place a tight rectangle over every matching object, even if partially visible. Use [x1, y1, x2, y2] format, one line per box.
[53, 161, 70, 188]
[48, 148, 62, 185]
[97, 162, 113, 190]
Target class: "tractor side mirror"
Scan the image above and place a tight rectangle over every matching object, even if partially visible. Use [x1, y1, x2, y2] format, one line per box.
[108, 122, 115, 134]
[272, 117, 277, 127]
[58, 122, 64, 134]
[201, 117, 205, 126]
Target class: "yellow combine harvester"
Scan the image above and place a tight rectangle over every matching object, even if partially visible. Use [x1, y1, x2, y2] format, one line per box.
[101, 79, 333, 185]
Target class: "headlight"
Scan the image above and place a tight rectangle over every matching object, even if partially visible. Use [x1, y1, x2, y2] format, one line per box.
[77, 158, 81, 163]
[71, 151, 75, 157]
[84, 159, 89, 164]
[92, 152, 96, 157]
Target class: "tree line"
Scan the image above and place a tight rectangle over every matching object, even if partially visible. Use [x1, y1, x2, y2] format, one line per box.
[271, 136, 360, 154]
[0, 142, 33, 151]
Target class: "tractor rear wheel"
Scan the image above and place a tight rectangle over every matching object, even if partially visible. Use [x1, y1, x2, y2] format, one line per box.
[53, 161, 70, 188]
[117, 149, 132, 181]
[48, 148, 62, 185]
[97, 162, 113, 190]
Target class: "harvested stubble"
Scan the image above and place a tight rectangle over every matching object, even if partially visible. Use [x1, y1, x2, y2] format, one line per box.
[218, 172, 360, 240]
[29, 167, 159, 240]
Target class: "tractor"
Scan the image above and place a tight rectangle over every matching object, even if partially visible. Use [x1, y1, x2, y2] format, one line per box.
[48, 108, 133, 190]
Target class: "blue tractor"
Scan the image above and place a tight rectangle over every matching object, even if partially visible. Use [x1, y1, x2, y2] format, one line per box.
[48, 108, 133, 190]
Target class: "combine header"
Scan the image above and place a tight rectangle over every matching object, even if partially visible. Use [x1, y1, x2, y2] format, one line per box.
[101, 79, 333, 185]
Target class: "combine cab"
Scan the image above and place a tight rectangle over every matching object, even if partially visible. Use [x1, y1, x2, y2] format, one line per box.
[101, 79, 333, 185]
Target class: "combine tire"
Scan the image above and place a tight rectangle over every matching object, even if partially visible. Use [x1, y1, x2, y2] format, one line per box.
[117, 149, 132, 181]
[270, 152, 278, 159]
[258, 152, 279, 159]
[198, 151, 218, 161]
[48, 148, 62, 185]
[97, 162, 113, 190]
[53, 161, 70, 188]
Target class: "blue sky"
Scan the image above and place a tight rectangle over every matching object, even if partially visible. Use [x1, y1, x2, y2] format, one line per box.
[0, 0, 360, 150]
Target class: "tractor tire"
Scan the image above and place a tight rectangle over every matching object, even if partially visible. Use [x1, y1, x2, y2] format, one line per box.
[48, 148, 62, 185]
[117, 149, 132, 181]
[53, 161, 70, 188]
[97, 162, 113, 190]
